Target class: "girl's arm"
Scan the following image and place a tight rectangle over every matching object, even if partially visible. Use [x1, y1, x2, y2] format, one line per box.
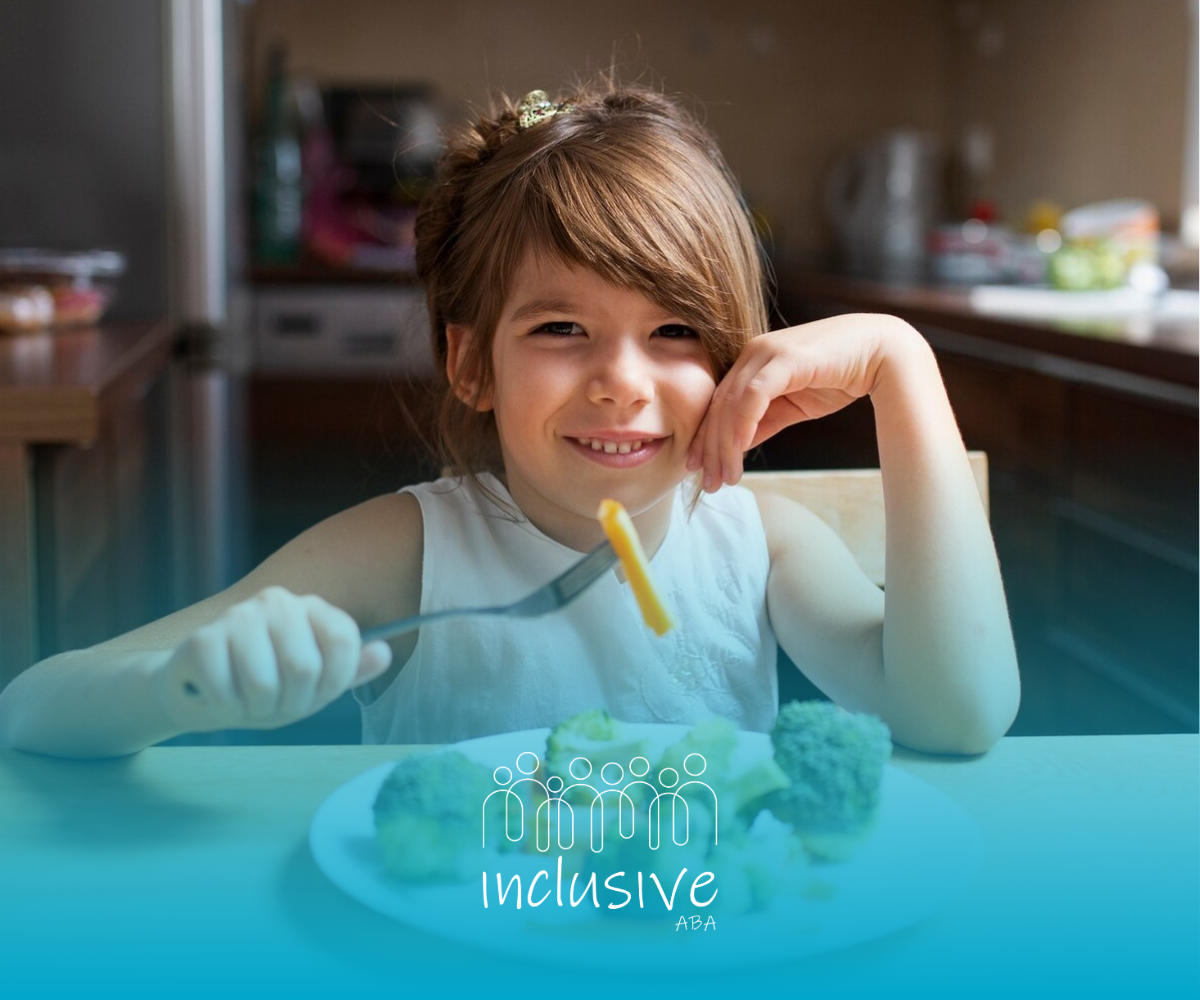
[690, 314, 1020, 754]
[0, 492, 423, 758]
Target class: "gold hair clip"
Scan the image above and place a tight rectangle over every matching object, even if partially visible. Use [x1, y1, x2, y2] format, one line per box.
[516, 89, 573, 130]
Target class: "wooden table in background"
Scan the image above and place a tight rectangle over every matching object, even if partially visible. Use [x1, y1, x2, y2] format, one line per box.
[0, 323, 173, 689]
[0, 734, 1194, 998]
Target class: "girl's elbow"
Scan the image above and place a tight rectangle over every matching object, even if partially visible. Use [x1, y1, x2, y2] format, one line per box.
[894, 677, 1021, 756]
[936, 684, 1020, 755]
[941, 712, 1013, 755]
[939, 643, 1022, 754]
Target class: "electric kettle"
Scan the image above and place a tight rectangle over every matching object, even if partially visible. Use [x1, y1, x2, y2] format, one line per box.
[824, 130, 942, 280]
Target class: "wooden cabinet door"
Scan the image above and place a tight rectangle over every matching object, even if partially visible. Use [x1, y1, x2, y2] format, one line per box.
[34, 368, 174, 658]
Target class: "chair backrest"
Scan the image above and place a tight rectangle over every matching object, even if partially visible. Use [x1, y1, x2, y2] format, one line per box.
[742, 451, 989, 587]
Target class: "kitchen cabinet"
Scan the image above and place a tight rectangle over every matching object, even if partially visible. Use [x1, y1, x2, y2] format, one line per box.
[772, 275, 1198, 736]
[0, 323, 176, 690]
[938, 353, 1196, 735]
[244, 277, 439, 564]
[246, 375, 439, 567]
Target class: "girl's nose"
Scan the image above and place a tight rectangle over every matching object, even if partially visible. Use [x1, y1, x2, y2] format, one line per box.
[586, 340, 654, 408]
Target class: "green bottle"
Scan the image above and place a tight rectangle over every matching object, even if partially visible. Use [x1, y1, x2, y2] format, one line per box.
[254, 45, 302, 264]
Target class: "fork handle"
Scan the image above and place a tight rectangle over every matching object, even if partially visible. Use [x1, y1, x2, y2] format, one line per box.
[360, 605, 504, 644]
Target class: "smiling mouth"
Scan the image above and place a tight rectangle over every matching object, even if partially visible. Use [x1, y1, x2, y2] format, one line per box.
[573, 436, 658, 455]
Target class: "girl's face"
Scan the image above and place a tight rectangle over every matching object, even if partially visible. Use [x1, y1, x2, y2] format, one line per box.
[452, 252, 717, 551]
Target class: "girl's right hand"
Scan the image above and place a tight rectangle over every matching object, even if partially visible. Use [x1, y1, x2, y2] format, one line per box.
[152, 587, 392, 734]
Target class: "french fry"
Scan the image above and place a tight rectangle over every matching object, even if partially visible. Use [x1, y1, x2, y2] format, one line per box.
[596, 499, 676, 636]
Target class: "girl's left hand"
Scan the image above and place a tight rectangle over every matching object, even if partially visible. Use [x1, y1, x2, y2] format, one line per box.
[687, 314, 915, 490]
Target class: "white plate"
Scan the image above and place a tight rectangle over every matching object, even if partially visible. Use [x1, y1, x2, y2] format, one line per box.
[309, 724, 982, 968]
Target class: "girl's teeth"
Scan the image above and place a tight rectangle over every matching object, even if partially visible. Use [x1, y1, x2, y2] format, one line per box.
[577, 437, 646, 453]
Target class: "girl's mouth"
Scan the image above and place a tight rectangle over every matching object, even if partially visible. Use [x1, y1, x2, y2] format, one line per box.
[568, 436, 666, 466]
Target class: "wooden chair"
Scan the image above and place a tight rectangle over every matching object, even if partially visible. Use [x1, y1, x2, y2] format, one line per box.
[742, 452, 990, 704]
[742, 451, 989, 587]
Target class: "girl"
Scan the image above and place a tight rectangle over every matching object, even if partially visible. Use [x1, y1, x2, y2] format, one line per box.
[0, 81, 1019, 758]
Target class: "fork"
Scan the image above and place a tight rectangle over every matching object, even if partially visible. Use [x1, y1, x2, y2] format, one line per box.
[360, 539, 619, 643]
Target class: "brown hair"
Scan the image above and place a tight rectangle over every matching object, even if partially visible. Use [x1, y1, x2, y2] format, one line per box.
[415, 77, 768, 478]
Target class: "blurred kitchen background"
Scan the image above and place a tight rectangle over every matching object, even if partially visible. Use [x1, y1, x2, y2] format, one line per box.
[0, 0, 1195, 743]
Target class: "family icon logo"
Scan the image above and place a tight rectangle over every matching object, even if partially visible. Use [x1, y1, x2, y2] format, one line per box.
[478, 748, 722, 914]
[481, 751, 719, 854]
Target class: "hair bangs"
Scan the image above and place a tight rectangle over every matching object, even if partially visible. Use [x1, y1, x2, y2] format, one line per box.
[486, 144, 759, 376]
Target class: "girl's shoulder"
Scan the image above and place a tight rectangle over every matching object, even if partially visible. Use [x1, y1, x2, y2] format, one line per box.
[751, 487, 883, 609]
[751, 487, 845, 562]
[401, 472, 510, 515]
[251, 489, 424, 631]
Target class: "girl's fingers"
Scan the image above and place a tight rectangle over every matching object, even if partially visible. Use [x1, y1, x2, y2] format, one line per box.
[694, 320, 891, 489]
[701, 364, 745, 490]
[723, 360, 783, 482]
[307, 598, 364, 705]
[702, 347, 796, 490]
[162, 587, 377, 733]
[353, 641, 394, 686]
[267, 597, 323, 719]
[226, 606, 282, 721]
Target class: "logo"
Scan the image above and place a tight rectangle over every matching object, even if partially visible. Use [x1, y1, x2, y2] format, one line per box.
[478, 751, 720, 917]
[483, 750, 718, 854]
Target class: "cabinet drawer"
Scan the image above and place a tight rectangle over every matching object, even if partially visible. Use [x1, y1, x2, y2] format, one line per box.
[990, 489, 1058, 613]
[938, 354, 1068, 494]
[1069, 386, 1198, 551]
[1033, 634, 1193, 735]
[1058, 518, 1198, 715]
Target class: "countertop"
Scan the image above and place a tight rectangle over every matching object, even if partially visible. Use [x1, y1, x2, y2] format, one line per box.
[0, 322, 173, 444]
[787, 273, 1199, 393]
[0, 734, 1194, 998]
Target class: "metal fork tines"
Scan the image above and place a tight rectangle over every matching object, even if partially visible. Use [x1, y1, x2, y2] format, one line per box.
[360, 539, 618, 644]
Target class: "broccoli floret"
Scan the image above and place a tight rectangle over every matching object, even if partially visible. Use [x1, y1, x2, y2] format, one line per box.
[373, 750, 496, 883]
[762, 700, 892, 861]
[658, 716, 789, 823]
[544, 708, 650, 792]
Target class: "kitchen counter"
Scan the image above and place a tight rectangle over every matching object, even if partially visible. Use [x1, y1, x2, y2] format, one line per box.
[0, 734, 1194, 997]
[0, 322, 175, 688]
[0, 322, 173, 443]
[785, 273, 1198, 399]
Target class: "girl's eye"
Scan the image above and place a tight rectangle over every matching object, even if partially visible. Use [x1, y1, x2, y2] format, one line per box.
[655, 324, 699, 340]
[534, 322, 584, 337]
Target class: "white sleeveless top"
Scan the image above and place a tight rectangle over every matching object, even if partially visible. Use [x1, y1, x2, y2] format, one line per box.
[358, 474, 778, 744]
